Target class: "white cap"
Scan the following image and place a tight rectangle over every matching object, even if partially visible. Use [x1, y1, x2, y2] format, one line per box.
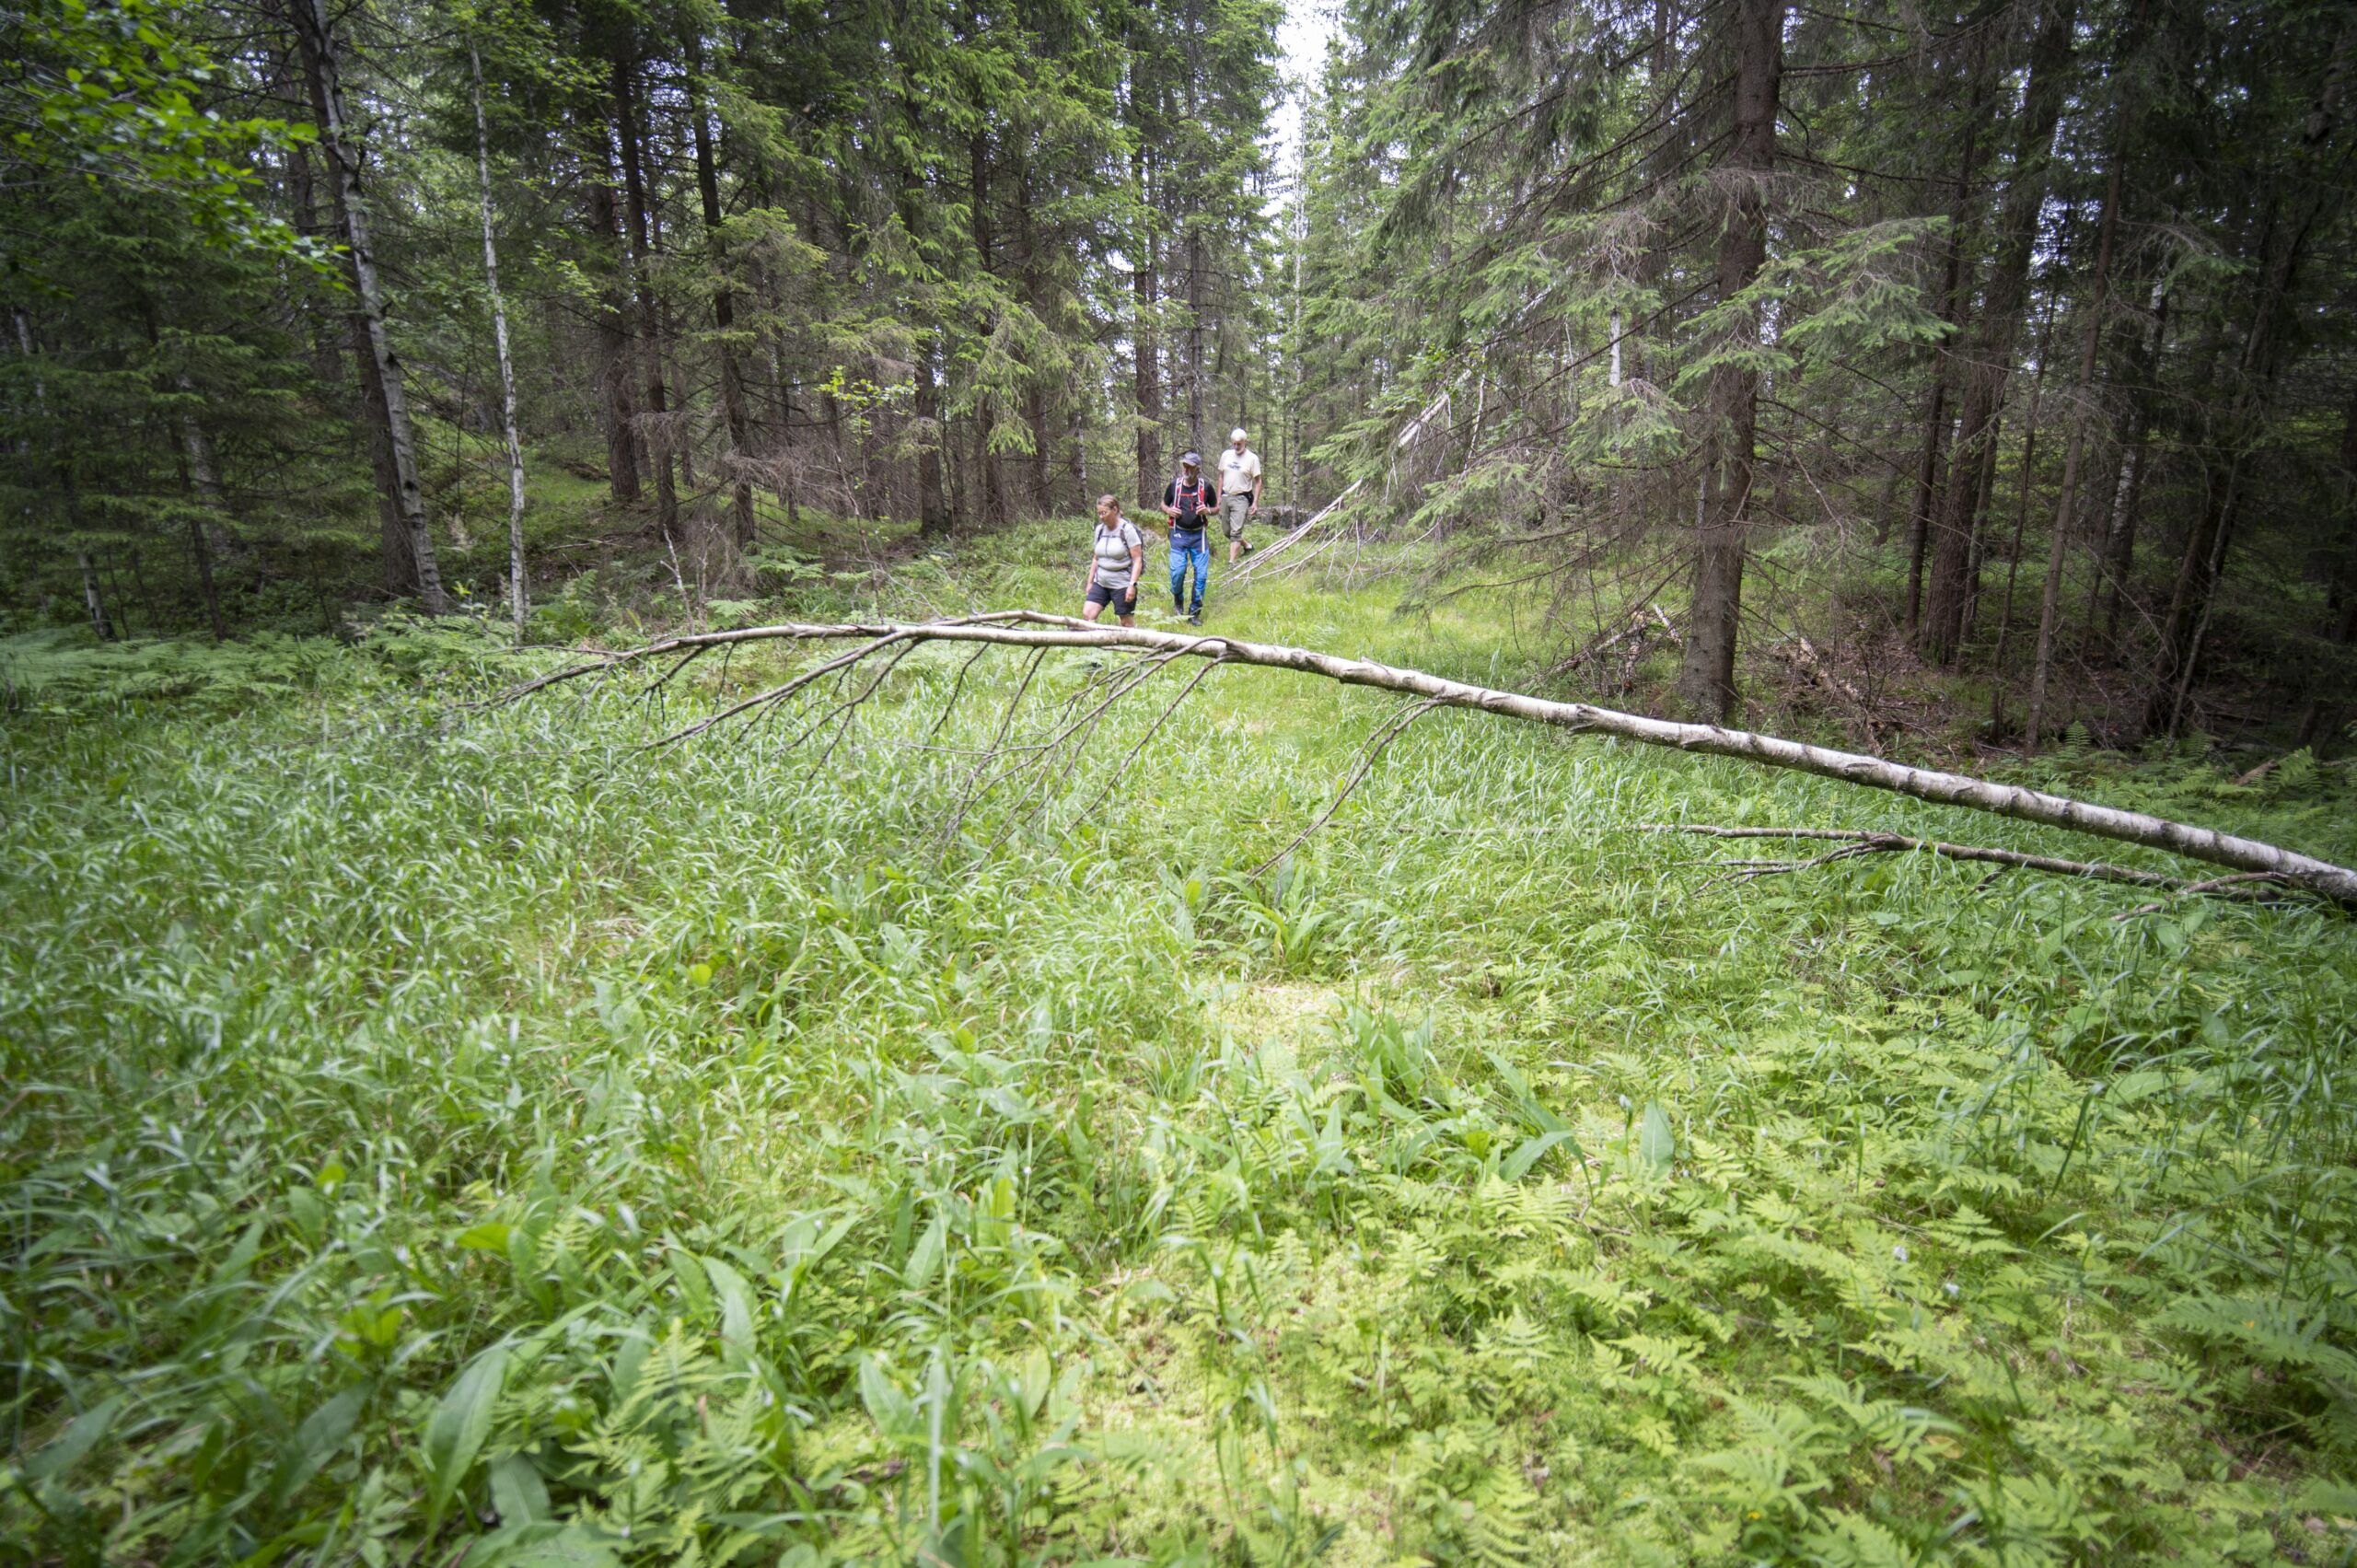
[1230, 427, 1248, 442]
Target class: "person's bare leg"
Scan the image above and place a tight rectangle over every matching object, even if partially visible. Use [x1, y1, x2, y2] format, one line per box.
[1082, 600, 1105, 622]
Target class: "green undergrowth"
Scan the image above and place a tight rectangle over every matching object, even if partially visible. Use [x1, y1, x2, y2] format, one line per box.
[5, 533, 2357, 1567]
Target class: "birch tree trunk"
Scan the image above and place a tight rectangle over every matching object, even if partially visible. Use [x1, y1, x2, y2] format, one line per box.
[514, 613, 2357, 906]
[686, 39, 756, 548]
[290, 0, 447, 613]
[77, 551, 112, 641]
[175, 400, 229, 642]
[614, 54, 677, 542]
[472, 41, 529, 645]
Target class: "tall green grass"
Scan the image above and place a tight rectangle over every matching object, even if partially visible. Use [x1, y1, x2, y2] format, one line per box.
[5, 528, 2357, 1566]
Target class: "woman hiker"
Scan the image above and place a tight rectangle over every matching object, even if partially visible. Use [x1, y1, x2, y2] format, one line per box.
[1080, 494, 1144, 626]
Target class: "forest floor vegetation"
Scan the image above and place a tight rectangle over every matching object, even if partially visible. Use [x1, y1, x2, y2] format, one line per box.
[6, 520, 2357, 1566]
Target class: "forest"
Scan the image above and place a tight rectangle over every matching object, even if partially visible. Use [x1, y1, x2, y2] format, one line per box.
[6, 0, 2357, 1562]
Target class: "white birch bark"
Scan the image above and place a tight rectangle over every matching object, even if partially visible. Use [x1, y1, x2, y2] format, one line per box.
[515, 613, 2357, 906]
[296, 0, 447, 613]
[472, 41, 528, 644]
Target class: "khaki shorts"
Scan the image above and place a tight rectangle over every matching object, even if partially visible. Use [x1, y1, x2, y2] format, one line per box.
[1221, 491, 1253, 540]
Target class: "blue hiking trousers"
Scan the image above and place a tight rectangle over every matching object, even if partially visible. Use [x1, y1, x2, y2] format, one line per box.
[1167, 531, 1209, 614]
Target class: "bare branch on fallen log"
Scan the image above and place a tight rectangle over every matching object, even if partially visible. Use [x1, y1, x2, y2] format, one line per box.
[1636, 824, 2290, 900]
[1546, 603, 1680, 699]
[1226, 482, 1366, 586]
[496, 613, 2357, 907]
[2112, 873, 2299, 921]
[1253, 696, 1444, 877]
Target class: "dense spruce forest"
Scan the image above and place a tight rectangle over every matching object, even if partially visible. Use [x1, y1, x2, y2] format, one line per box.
[6, 0, 2354, 748]
[10, 0, 2357, 1564]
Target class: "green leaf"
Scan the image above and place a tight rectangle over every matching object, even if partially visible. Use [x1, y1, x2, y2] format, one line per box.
[1503, 1129, 1578, 1182]
[905, 1212, 947, 1289]
[490, 1453, 551, 1526]
[211, 1216, 267, 1284]
[424, 1342, 510, 1522]
[1639, 1102, 1676, 1173]
[859, 1354, 915, 1435]
[481, 1525, 624, 1568]
[25, 1395, 124, 1481]
[702, 1254, 756, 1356]
[269, 1387, 363, 1505]
[457, 1221, 513, 1252]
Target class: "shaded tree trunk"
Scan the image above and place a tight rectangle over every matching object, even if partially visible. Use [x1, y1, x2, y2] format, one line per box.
[289, 0, 447, 612]
[970, 134, 1007, 528]
[1134, 147, 1162, 510]
[1958, 413, 2003, 646]
[1989, 355, 2052, 734]
[1185, 225, 1205, 454]
[687, 41, 754, 548]
[1919, 0, 2076, 665]
[586, 157, 641, 505]
[175, 398, 230, 642]
[1018, 168, 1053, 516]
[283, 141, 343, 386]
[916, 343, 949, 535]
[2026, 146, 2124, 751]
[2296, 390, 2357, 749]
[77, 550, 112, 641]
[1675, 0, 1782, 721]
[2144, 12, 2355, 736]
[1900, 56, 1990, 625]
[614, 54, 677, 540]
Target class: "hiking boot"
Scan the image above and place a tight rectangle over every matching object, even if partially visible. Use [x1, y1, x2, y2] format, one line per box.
[1188, 611, 1202, 627]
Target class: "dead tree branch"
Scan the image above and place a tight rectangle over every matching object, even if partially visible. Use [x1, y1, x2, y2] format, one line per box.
[1225, 481, 1367, 586]
[498, 613, 2357, 907]
[1635, 823, 2293, 898]
[1253, 696, 1445, 877]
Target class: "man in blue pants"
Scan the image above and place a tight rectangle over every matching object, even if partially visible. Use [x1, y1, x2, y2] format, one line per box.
[1162, 451, 1216, 625]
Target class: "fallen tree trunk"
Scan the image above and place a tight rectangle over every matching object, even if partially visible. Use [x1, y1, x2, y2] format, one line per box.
[505, 611, 2357, 906]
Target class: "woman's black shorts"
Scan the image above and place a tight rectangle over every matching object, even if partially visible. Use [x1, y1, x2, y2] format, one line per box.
[1086, 580, 1137, 614]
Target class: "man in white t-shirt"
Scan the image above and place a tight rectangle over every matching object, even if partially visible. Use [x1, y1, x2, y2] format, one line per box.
[1216, 427, 1262, 565]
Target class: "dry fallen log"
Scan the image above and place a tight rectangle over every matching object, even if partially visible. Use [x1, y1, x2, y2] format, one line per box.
[504, 612, 2357, 907]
